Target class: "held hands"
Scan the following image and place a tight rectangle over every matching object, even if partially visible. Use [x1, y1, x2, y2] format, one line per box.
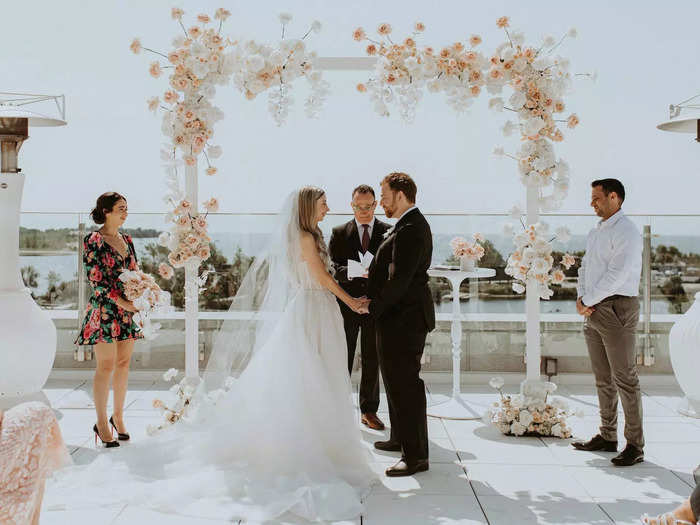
[576, 297, 595, 317]
[349, 296, 371, 315]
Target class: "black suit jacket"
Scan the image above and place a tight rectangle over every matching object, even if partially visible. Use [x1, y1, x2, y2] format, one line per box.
[329, 218, 391, 299]
[367, 208, 436, 332]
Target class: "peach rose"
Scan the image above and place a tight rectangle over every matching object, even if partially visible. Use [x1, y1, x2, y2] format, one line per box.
[149, 62, 162, 78]
[366, 44, 377, 56]
[469, 35, 482, 47]
[203, 198, 219, 212]
[157, 263, 174, 280]
[567, 114, 579, 128]
[197, 14, 210, 24]
[414, 22, 425, 32]
[496, 16, 509, 28]
[352, 27, 366, 41]
[147, 97, 159, 112]
[377, 23, 392, 35]
[356, 83, 367, 93]
[188, 26, 202, 39]
[470, 85, 481, 96]
[171, 7, 184, 20]
[184, 155, 196, 166]
[130, 38, 142, 54]
[206, 167, 217, 176]
[215, 8, 231, 20]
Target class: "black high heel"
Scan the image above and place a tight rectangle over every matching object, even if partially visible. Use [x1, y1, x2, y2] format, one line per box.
[93, 424, 120, 448]
[109, 416, 130, 441]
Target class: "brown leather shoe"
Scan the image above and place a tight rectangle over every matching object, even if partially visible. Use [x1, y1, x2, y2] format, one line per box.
[361, 413, 385, 430]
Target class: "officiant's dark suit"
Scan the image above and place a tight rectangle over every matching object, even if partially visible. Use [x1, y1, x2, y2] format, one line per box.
[329, 186, 390, 429]
[367, 173, 435, 470]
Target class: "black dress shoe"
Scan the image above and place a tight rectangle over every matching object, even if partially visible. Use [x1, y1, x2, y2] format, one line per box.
[374, 440, 401, 452]
[385, 459, 429, 477]
[571, 434, 618, 452]
[611, 444, 644, 466]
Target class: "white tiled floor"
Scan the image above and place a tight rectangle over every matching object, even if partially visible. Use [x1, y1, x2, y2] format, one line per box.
[39, 378, 699, 524]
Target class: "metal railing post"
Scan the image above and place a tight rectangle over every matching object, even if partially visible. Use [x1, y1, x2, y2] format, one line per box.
[75, 219, 88, 361]
[642, 224, 654, 366]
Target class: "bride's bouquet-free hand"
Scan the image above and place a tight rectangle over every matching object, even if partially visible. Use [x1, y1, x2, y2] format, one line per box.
[119, 269, 173, 340]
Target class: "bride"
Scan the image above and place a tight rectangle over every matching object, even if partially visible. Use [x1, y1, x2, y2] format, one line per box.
[45, 187, 376, 522]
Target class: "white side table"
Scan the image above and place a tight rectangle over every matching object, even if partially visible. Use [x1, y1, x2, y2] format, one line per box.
[427, 267, 496, 420]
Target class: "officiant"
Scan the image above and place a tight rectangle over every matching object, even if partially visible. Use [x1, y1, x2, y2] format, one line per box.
[330, 185, 391, 431]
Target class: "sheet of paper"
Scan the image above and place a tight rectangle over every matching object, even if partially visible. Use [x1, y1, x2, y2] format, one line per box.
[359, 251, 374, 268]
[348, 259, 366, 279]
[348, 251, 374, 279]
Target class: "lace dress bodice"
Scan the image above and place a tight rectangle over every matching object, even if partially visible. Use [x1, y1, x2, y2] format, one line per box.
[0, 402, 71, 524]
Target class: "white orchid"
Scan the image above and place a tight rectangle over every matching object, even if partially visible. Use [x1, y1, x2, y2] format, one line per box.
[163, 368, 179, 381]
[489, 376, 505, 390]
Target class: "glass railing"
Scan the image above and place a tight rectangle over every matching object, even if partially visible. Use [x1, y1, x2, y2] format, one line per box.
[21, 211, 698, 371]
[20, 211, 697, 316]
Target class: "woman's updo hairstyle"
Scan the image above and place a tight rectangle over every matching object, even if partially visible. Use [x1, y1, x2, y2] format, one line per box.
[91, 192, 126, 224]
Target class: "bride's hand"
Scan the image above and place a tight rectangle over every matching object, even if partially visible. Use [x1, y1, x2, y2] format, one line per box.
[349, 297, 369, 314]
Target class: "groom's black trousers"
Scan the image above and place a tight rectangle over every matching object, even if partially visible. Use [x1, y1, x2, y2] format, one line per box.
[376, 320, 429, 462]
[341, 305, 380, 414]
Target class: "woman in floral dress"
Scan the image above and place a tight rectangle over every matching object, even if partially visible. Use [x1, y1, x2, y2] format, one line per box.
[75, 192, 143, 447]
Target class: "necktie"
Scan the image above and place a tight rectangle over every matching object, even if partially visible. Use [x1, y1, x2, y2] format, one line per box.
[361, 224, 370, 254]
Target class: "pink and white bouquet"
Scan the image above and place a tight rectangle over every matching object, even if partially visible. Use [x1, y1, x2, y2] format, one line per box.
[504, 222, 575, 299]
[229, 13, 329, 126]
[450, 233, 486, 262]
[118, 269, 173, 339]
[484, 376, 583, 438]
[353, 22, 490, 122]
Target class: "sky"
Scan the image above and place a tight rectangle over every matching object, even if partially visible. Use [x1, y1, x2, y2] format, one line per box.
[4, 0, 700, 223]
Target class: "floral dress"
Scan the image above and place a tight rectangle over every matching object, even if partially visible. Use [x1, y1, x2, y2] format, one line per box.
[75, 231, 144, 345]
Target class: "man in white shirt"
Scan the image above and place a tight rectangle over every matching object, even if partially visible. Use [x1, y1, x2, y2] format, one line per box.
[572, 178, 644, 467]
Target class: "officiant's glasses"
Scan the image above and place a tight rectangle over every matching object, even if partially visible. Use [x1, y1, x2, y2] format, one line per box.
[351, 202, 376, 212]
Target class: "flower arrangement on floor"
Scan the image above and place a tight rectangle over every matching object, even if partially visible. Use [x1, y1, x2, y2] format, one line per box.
[230, 12, 329, 126]
[450, 233, 486, 270]
[131, 7, 234, 281]
[352, 22, 490, 122]
[503, 221, 576, 299]
[147, 368, 236, 435]
[118, 270, 173, 339]
[485, 376, 583, 438]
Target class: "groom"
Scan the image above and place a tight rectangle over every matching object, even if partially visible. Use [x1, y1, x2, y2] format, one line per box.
[329, 184, 391, 431]
[366, 172, 435, 477]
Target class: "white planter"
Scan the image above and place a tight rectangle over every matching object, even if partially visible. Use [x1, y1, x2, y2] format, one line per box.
[0, 174, 56, 403]
[459, 256, 476, 272]
[668, 291, 700, 417]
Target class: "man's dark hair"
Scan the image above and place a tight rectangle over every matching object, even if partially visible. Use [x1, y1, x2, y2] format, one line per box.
[381, 172, 417, 203]
[592, 178, 625, 204]
[352, 184, 375, 199]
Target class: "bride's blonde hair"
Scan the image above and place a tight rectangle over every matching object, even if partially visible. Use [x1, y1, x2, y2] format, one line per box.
[298, 186, 332, 272]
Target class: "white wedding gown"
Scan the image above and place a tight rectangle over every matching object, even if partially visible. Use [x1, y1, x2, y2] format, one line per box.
[45, 192, 375, 523]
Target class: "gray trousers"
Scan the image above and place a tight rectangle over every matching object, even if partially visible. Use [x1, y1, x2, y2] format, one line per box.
[583, 295, 644, 449]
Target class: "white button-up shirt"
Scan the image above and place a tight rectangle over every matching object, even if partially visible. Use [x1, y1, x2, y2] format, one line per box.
[355, 217, 375, 245]
[577, 209, 642, 307]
